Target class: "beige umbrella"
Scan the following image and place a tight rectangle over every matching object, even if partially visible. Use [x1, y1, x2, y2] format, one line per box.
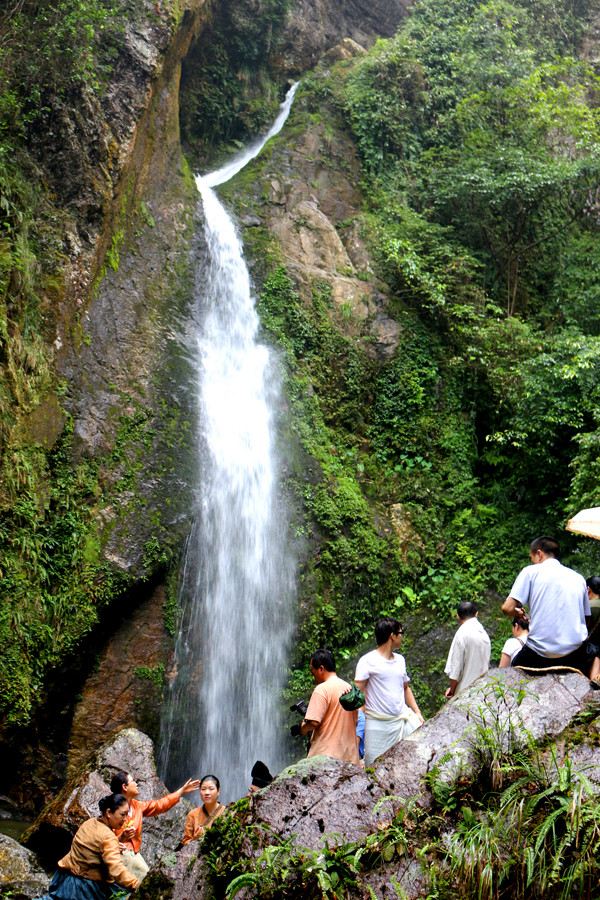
[566, 507, 600, 541]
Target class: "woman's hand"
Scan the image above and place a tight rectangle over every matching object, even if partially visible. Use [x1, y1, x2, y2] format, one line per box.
[120, 825, 136, 841]
[178, 778, 201, 796]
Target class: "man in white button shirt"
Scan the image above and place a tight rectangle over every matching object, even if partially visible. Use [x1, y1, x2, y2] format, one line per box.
[444, 601, 491, 698]
[501, 536, 599, 678]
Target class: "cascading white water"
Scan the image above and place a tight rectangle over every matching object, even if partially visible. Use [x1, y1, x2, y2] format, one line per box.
[159, 85, 299, 801]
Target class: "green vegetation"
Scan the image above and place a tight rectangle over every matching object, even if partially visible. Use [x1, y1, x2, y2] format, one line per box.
[0, 419, 128, 724]
[341, 0, 600, 534]
[179, 0, 291, 163]
[134, 663, 166, 688]
[197, 684, 600, 899]
[0, 0, 195, 726]
[217, 0, 600, 706]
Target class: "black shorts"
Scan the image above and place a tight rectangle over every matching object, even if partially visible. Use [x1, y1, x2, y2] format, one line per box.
[511, 642, 591, 675]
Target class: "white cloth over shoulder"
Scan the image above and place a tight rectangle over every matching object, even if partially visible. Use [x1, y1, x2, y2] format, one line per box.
[444, 617, 490, 695]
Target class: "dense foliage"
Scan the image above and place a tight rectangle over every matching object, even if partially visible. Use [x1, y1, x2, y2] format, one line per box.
[341, 0, 600, 540]
[218, 0, 600, 707]
[179, 0, 291, 162]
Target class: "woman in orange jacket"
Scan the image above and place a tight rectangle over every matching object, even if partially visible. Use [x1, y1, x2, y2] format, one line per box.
[110, 770, 200, 880]
[38, 793, 140, 899]
[180, 774, 226, 846]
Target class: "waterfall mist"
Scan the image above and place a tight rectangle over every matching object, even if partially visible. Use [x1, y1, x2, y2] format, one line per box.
[159, 85, 299, 801]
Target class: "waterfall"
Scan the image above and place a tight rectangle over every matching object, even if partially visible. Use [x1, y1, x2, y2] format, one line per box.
[159, 84, 299, 801]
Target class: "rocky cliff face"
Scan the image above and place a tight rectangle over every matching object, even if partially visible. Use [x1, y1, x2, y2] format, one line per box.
[1, 0, 412, 815]
[58, 0, 207, 574]
[278, 0, 409, 71]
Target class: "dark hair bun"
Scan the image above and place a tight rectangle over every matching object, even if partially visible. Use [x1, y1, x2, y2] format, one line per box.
[99, 792, 127, 814]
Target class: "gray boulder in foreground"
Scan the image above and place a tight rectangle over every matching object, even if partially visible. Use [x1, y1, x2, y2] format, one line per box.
[375, 668, 597, 803]
[155, 670, 600, 899]
[247, 669, 599, 848]
[0, 833, 49, 898]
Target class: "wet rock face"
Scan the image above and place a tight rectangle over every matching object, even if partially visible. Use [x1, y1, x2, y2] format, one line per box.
[280, 0, 408, 71]
[0, 835, 49, 899]
[68, 585, 173, 775]
[60, 1, 203, 577]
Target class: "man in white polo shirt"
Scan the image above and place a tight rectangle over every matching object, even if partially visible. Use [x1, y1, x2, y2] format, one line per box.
[501, 536, 598, 676]
[354, 618, 424, 765]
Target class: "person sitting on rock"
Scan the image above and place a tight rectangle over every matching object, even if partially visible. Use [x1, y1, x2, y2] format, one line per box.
[37, 793, 139, 900]
[444, 602, 491, 698]
[587, 576, 600, 631]
[498, 617, 529, 667]
[180, 775, 226, 845]
[294, 648, 360, 765]
[248, 760, 273, 795]
[501, 536, 600, 683]
[110, 770, 200, 881]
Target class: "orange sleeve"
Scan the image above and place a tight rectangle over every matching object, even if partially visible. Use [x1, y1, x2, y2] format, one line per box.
[139, 791, 181, 818]
[305, 684, 327, 725]
[101, 830, 140, 890]
[181, 809, 200, 845]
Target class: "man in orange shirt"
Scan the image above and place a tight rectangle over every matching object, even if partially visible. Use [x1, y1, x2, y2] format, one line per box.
[299, 649, 360, 765]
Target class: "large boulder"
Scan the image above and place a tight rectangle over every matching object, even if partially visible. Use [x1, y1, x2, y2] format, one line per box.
[252, 755, 388, 848]
[375, 668, 597, 804]
[24, 728, 190, 872]
[0, 834, 49, 899]
[153, 671, 600, 899]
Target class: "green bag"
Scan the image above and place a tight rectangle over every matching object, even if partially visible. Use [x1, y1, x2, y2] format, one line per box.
[339, 685, 365, 711]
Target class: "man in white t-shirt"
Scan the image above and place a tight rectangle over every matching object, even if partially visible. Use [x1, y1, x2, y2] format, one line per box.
[444, 601, 491, 698]
[354, 618, 424, 765]
[501, 536, 600, 679]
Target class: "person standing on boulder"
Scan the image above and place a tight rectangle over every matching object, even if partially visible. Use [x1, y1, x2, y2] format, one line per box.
[501, 536, 600, 681]
[444, 601, 491, 699]
[354, 618, 424, 766]
[293, 649, 360, 765]
[110, 770, 200, 881]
